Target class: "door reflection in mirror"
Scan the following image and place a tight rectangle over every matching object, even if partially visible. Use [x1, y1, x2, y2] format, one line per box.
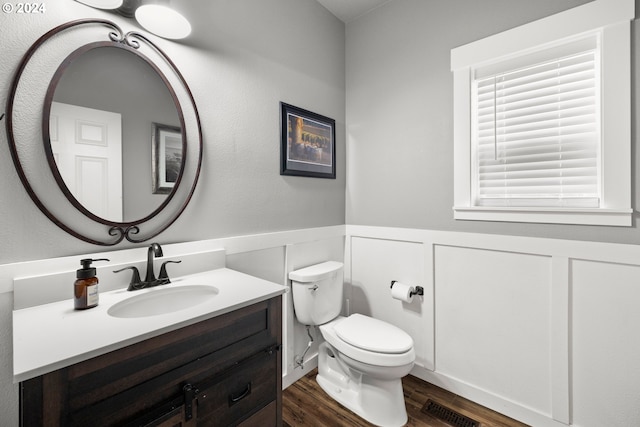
[50, 102, 123, 221]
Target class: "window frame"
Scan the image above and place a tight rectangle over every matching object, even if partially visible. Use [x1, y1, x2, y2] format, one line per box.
[451, 0, 633, 226]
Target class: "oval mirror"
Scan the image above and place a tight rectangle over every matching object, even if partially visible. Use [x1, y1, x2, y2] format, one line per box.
[47, 44, 184, 223]
[6, 19, 202, 245]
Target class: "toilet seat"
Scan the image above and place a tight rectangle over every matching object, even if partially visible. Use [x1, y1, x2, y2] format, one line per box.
[320, 315, 415, 367]
[334, 313, 413, 354]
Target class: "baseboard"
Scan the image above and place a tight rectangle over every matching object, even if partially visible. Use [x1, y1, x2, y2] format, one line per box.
[410, 365, 566, 427]
[282, 354, 318, 389]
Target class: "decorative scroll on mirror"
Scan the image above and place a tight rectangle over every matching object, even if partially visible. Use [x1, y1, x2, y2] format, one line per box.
[6, 19, 202, 245]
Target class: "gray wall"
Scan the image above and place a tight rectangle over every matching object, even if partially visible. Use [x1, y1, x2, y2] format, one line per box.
[0, 0, 346, 263]
[0, 1, 345, 423]
[345, 0, 640, 244]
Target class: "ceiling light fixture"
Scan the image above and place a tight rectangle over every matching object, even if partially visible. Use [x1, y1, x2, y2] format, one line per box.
[74, 0, 192, 40]
[75, 0, 123, 9]
[135, 3, 191, 40]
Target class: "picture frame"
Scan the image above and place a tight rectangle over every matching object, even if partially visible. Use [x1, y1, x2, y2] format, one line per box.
[280, 102, 336, 179]
[152, 123, 182, 194]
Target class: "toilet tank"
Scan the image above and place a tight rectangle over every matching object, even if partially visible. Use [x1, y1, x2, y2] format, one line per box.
[289, 261, 343, 326]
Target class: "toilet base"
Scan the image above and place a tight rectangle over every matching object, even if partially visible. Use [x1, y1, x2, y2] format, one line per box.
[316, 342, 409, 427]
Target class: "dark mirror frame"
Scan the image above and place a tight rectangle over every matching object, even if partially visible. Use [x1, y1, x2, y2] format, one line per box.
[6, 19, 203, 245]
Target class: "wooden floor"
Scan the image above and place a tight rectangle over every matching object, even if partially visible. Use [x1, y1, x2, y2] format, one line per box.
[283, 369, 530, 427]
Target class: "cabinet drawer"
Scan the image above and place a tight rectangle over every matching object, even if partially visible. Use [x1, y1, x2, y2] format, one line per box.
[196, 348, 278, 426]
[68, 300, 273, 411]
[238, 401, 277, 427]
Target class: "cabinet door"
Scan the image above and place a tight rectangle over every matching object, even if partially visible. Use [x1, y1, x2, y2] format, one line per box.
[195, 348, 278, 426]
[237, 401, 277, 427]
[142, 407, 186, 427]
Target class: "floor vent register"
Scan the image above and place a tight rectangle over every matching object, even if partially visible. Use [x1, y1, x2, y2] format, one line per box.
[421, 399, 480, 427]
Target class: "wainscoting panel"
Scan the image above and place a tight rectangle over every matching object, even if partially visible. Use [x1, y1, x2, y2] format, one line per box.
[570, 259, 640, 427]
[282, 236, 345, 387]
[434, 245, 553, 417]
[349, 237, 432, 370]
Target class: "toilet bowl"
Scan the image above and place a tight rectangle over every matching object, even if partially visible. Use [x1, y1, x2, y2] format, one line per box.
[289, 261, 416, 427]
[320, 315, 415, 369]
[317, 315, 415, 427]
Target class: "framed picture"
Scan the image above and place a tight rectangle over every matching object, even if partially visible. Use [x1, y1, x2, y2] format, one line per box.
[152, 123, 182, 194]
[280, 102, 336, 179]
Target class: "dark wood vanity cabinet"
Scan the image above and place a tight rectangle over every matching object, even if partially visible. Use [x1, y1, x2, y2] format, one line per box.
[20, 297, 282, 427]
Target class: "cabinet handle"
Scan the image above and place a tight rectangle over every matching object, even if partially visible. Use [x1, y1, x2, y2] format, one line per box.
[183, 383, 197, 420]
[228, 382, 252, 406]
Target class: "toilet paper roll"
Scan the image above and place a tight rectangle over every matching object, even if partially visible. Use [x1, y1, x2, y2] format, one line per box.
[391, 281, 414, 303]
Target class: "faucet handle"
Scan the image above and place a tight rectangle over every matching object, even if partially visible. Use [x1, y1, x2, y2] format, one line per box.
[158, 260, 182, 284]
[113, 266, 143, 291]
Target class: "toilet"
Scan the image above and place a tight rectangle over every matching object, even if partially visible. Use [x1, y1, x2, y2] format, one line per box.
[289, 261, 415, 427]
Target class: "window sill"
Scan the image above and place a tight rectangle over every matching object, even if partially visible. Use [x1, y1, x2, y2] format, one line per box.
[453, 207, 633, 227]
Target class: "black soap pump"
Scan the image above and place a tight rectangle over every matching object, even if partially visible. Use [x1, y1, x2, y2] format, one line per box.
[74, 258, 109, 310]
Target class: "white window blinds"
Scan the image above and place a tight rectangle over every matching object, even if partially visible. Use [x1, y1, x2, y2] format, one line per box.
[471, 39, 600, 208]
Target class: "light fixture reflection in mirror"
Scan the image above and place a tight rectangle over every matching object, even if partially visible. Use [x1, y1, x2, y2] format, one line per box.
[49, 46, 183, 223]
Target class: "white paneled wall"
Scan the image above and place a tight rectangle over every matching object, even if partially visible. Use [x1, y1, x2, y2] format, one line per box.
[282, 236, 345, 387]
[225, 232, 346, 389]
[346, 225, 640, 427]
[435, 246, 552, 417]
[349, 237, 433, 370]
[570, 260, 640, 427]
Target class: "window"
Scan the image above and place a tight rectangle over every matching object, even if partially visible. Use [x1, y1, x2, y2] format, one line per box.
[451, 0, 633, 226]
[473, 39, 599, 208]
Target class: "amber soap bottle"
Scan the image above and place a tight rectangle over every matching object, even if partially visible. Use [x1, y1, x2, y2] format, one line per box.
[74, 258, 109, 310]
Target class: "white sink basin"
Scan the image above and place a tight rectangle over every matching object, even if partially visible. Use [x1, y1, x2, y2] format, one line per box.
[107, 285, 219, 318]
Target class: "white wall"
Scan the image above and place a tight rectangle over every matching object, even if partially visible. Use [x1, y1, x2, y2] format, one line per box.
[345, 0, 640, 244]
[226, 234, 345, 387]
[347, 225, 640, 427]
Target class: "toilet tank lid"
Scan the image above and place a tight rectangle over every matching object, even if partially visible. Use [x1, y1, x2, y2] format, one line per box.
[289, 261, 343, 283]
[335, 314, 414, 354]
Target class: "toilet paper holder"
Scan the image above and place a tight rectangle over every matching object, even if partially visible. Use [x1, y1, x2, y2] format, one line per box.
[390, 280, 424, 296]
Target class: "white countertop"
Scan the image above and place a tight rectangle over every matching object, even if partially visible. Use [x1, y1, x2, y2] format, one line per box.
[13, 268, 286, 383]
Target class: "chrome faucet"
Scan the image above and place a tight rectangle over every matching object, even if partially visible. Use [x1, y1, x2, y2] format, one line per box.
[114, 243, 181, 291]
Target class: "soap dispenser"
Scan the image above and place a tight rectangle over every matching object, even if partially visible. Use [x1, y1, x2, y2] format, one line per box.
[74, 258, 109, 310]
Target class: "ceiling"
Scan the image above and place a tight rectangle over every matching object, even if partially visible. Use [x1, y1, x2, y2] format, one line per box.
[315, 0, 392, 23]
